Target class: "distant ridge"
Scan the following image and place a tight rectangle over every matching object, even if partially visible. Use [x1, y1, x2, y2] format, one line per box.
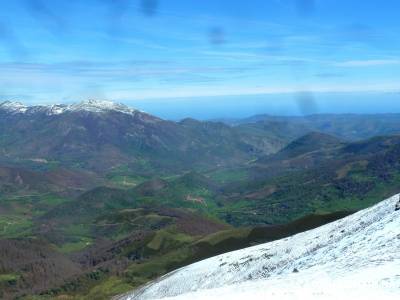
[0, 99, 141, 116]
[276, 132, 342, 157]
[0, 99, 285, 173]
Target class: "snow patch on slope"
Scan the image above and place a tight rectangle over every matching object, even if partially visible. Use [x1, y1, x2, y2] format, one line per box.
[118, 194, 400, 300]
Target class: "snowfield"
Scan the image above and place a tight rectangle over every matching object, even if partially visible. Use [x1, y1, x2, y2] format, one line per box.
[117, 194, 400, 300]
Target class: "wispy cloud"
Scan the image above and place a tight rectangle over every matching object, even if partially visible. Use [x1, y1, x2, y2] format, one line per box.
[1, 0, 400, 105]
[106, 81, 400, 101]
[315, 72, 346, 78]
[336, 59, 400, 67]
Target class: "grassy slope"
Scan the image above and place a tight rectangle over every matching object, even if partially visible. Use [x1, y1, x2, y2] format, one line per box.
[3, 133, 400, 298]
[210, 135, 400, 225]
[77, 211, 351, 300]
[17, 211, 349, 300]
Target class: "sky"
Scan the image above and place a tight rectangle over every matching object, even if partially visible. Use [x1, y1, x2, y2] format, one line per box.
[0, 0, 400, 119]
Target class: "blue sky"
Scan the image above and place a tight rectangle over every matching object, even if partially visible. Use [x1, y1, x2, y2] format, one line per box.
[0, 0, 400, 118]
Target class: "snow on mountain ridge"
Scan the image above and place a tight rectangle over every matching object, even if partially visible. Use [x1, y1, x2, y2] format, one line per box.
[0, 100, 140, 116]
[118, 194, 400, 300]
[68, 99, 139, 115]
[0, 101, 28, 114]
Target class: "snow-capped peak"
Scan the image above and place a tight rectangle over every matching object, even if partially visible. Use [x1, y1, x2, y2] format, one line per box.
[0, 101, 28, 114]
[68, 99, 138, 115]
[0, 100, 139, 116]
[118, 194, 400, 300]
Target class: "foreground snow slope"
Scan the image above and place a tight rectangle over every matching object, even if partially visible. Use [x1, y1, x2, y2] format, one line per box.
[118, 194, 400, 300]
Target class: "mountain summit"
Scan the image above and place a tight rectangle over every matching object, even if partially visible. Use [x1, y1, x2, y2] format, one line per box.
[0, 99, 285, 173]
[0, 99, 140, 116]
[0, 101, 29, 114]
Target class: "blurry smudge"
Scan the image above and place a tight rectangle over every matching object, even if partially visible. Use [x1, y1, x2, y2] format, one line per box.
[295, 0, 315, 17]
[209, 27, 226, 45]
[340, 23, 377, 43]
[140, 0, 158, 17]
[24, 0, 66, 33]
[264, 38, 285, 54]
[0, 23, 28, 59]
[295, 91, 318, 115]
[323, 23, 379, 51]
[105, 0, 130, 34]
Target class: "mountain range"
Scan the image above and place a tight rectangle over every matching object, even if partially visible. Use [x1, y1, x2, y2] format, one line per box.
[0, 100, 287, 174]
[1, 100, 400, 299]
[4, 100, 400, 175]
[221, 113, 400, 140]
